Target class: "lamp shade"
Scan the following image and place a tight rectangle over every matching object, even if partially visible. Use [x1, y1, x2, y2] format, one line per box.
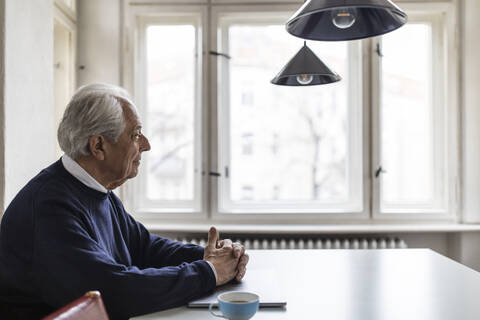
[271, 43, 341, 86]
[286, 0, 407, 41]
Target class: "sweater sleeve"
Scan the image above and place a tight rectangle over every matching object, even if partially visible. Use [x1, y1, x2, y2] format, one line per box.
[111, 194, 206, 269]
[33, 199, 216, 320]
[126, 215, 205, 269]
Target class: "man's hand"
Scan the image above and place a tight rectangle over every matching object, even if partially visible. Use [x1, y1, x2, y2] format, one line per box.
[234, 243, 248, 282]
[203, 226, 248, 285]
[217, 240, 249, 282]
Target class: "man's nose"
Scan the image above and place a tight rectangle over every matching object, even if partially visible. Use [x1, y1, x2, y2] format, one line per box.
[141, 135, 151, 152]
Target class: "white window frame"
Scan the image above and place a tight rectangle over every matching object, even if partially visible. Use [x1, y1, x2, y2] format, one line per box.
[122, 5, 208, 221]
[55, 0, 76, 20]
[54, 2, 77, 158]
[211, 6, 367, 220]
[371, 2, 459, 221]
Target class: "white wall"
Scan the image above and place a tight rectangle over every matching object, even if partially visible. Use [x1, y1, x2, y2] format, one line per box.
[461, 0, 480, 223]
[77, 0, 121, 86]
[448, 232, 480, 271]
[0, 0, 120, 210]
[1, 0, 56, 208]
[457, 0, 480, 271]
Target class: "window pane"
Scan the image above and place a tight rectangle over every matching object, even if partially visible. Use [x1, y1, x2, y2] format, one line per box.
[380, 24, 438, 208]
[219, 19, 362, 212]
[145, 25, 196, 201]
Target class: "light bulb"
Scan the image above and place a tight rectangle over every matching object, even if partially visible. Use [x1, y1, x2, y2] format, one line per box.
[296, 74, 313, 85]
[331, 8, 356, 29]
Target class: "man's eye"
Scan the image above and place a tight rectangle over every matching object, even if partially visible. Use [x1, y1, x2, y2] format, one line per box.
[133, 133, 141, 140]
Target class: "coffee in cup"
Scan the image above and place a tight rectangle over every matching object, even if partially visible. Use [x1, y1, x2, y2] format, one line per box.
[209, 291, 259, 320]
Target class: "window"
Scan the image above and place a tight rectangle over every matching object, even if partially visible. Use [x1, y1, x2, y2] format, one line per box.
[380, 21, 443, 213]
[131, 13, 204, 214]
[125, 2, 458, 222]
[241, 133, 254, 156]
[216, 12, 363, 214]
[372, 4, 457, 220]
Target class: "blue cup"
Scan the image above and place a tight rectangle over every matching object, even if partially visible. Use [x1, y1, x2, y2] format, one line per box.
[209, 291, 260, 320]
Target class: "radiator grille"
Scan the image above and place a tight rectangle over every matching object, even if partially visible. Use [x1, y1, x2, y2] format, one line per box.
[174, 237, 407, 250]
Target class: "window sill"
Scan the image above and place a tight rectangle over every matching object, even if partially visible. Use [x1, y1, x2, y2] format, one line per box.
[144, 222, 480, 235]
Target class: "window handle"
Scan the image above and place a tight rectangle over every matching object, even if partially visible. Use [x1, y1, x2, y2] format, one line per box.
[375, 166, 386, 178]
[209, 51, 231, 60]
[376, 43, 384, 57]
[209, 172, 221, 177]
[209, 167, 229, 178]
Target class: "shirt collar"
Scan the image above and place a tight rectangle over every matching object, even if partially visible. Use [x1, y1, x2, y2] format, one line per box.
[61, 154, 108, 194]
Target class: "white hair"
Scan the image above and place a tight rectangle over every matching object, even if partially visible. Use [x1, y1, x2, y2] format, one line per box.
[57, 83, 139, 159]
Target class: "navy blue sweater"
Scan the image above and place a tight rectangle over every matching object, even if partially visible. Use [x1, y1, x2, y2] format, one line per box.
[0, 160, 216, 319]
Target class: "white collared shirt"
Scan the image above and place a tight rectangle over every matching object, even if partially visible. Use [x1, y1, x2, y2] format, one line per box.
[60, 154, 218, 282]
[61, 154, 108, 193]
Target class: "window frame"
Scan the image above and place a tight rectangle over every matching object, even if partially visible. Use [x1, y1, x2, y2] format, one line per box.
[209, 4, 370, 221]
[54, 0, 76, 20]
[54, 3, 77, 158]
[371, 2, 459, 221]
[122, 5, 209, 221]
[211, 6, 367, 219]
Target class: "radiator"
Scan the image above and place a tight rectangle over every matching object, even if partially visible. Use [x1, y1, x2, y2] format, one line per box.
[174, 237, 407, 250]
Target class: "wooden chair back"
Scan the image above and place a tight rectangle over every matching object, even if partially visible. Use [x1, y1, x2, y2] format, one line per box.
[42, 291, 109, 320]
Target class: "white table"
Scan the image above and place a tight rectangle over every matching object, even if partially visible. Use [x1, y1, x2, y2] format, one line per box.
[134, 249, 480, 320]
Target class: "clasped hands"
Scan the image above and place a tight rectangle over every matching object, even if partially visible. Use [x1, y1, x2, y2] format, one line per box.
[203, 226, 249, 286]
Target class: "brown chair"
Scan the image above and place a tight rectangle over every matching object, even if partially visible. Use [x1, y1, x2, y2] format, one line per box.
[42, 291, 109, 320]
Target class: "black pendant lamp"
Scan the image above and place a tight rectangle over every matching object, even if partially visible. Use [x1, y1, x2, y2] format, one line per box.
[271, 42, 341, 86]
[286, 0, 407, 41]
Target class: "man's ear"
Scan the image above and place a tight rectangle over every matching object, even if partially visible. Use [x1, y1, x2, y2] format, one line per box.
[88, 135, 106, 160]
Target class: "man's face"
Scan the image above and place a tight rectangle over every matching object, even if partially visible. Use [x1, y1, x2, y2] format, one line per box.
[102, 103, 151, 189]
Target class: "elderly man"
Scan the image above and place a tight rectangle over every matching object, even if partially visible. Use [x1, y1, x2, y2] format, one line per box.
[0, 83, 248, 319]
